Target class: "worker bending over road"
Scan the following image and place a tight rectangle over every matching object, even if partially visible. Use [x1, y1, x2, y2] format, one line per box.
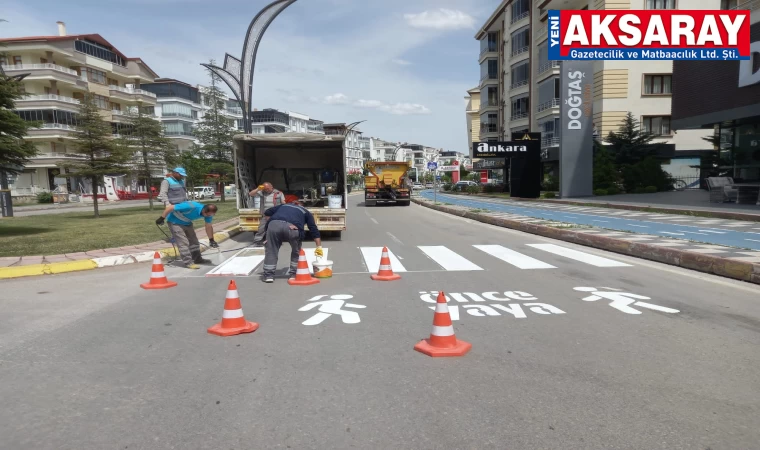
[156, 201, 218, 269]
[249, 182, 286, 247]
[261, 200, 323, 283]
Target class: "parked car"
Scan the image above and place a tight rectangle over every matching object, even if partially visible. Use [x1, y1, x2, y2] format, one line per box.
[193, 186, 215, 200]
[425, 182, 434, 188]
[412, 183, 424, 190]
[453, 180, 479, 191]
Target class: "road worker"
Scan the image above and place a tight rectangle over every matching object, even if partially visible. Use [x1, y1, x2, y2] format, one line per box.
[249, 182, 286, 247]
[156, 201, 218, 269]
[261, 200, 323, 283]
[157, 167, 188, 206]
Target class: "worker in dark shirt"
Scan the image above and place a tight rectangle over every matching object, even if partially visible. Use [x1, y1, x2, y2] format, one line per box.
[261, 200, 323, 283]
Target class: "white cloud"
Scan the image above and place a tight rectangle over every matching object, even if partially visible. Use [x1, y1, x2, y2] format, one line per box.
[392, 58, 412, 66]
[323, 93, 351, 105]
[355, 99, 431, 115]
[290, 94, 431, 116]
[403, 9, 476, 30]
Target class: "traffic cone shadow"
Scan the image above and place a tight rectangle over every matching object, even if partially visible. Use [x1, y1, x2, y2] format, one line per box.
[288, 249, 320, 286]
[414, 291, 471, 357]
[140, 252, 178, 289]
[371, 246, 401, 281]
[208, 280, 259, 337]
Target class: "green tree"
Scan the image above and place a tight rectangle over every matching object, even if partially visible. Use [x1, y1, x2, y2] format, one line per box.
[62, 94, 131, 218]
[0, 76, 39, 188]
[179, 145, 212, 191]
[194, 60, 235, 201]
[593, 142, 619, 191]
[423, 172, 434, 183]
[116, 105, 176, 210]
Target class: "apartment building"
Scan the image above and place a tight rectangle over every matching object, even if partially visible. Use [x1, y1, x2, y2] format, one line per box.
[249, 108, 324, 135]
[323, 123, 364, 170]
[464, 87, 481, 156]
[1, 23, 158, 195]
[367, 138, 411, 162]
[474, 0, 714, 173]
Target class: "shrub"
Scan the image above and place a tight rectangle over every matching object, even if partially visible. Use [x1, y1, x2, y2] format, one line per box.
[633, 187, 647, 194]
[466, 185, 480, 195]
[442, 183, 452, 192]
[606, 186, 620, 195]
[542, 175, 559, 191]
[621, 157, 673, 193]
[36, 192, 54, 204]
[544, 192, 556, 199]
[644, 185, 658, 193]
[594, 189, 608, 196]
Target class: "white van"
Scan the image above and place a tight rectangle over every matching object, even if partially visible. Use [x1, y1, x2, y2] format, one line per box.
[193, 186, 215, 200]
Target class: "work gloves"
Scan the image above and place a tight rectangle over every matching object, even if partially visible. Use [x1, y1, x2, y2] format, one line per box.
[315, 247, 324, 257]
[209, 239, 219, 249]
[155, 217, 165, 225]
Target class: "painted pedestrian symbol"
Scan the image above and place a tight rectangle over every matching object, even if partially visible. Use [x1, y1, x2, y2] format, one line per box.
[573, 287, 680, 315]
[299, 294, 367, 326]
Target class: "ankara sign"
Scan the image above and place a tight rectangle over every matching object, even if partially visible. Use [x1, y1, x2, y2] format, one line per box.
[471, 133, 541, 199]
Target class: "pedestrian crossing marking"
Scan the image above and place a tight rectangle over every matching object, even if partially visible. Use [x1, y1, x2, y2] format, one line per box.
[527, 244, 632, 267]
[303, 247, 329, 274]
[359, 247, 407, 273]
[418, 246, 483, 271]
[474, 245, 556, 269]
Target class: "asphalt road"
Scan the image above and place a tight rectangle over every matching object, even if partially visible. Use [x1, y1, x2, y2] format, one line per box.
[1, 194, 759, 449]
[421, 191, 760, 250]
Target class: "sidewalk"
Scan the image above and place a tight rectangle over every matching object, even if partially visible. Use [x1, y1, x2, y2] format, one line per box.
[0, 217, 242, 279]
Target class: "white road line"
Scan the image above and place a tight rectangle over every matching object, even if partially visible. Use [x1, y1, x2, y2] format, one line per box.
[302, 248, 329, 274]
[527, 243, 632, 267]
[206, 255, 264, 277]
[418, 246, 483, 271]
[360, 247, 407, 273]
[627, 224, 649, 228]
[387, 232, 404, 245]
[474, 245, 556, 269]
[370, 217, 379, 224]
[660, 232, 685, 236]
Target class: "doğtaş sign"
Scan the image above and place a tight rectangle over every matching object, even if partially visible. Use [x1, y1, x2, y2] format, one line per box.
[472, 133, 541, 159]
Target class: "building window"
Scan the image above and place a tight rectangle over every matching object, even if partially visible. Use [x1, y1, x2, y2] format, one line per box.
[511, 27, 530, 57]
[13, 56, 22, 65]
[511, 95, 529, 120]
[642, 116, 672, 136]
[0, 56, 6, 65]
[163, 121, 194, 136]
[480, 58, 498, 81]
[484, 86, 499, 107]
[480, 32, 498, 55]
[646, 0, 676, 8]
[511, 61, 529, 88]
[162, 102, 194, 118]
[92, 94, 109, 110]
[537, 76, 560, 111]
[74, 39, 126, 66]
[480, 113, 498, 133]
[643, 74, 672, 95]
[511, 0, 530, 23]
[721, 0, 737, 8]
[141, 106, 155, 116]
[85, 67, 107, 84]
[111, 102, 121, 111]
[107, 78, 120, 87]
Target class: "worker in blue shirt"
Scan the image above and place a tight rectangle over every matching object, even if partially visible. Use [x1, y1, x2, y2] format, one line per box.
[261, 200, 323, 283]
[156, 201, 218, 269]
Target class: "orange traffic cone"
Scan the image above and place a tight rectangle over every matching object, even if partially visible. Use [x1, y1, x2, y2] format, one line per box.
[140, 252, 178, 289]
[288, 249, 320, 286]
[371, 246, 401, 281]
[414, 291, 472, 357]
[207, 280, 259, 337]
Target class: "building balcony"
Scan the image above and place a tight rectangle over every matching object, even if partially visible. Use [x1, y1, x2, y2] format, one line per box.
[225, 107, 243, 116]
[511, 46, 529, 59]
[727, 0, 760, 12]
[510, 80, 528, 91]
[16, 94, 81, 111]
[2, 63, 82, 86]
[108, 85, 157, 105]
[540, 0, 588, 15]
[480, 123, 499, 134]
[479, 99, 500, 111]
[538, 61, 561, 76]
[26, 123, 77, 139]
[165, 130, 196, 138]
[511, 11, 529, 26]
[537, 25, 547, 41]
[542, 137, 560, 149]
[510, 112, 528, 121]
[537, 98, 560, 113]
[480, 73, 499, 85]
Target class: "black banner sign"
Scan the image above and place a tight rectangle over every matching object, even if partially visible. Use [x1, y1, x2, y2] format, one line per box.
[472, 133, 541, 159]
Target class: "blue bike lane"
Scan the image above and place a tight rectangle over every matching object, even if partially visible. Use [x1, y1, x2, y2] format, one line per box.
[420, 191, 760, 251]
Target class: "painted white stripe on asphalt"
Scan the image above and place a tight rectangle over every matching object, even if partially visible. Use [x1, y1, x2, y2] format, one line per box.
[370, 217, 379, 224]
[360, 247, 407, 273]
[431, 325, 454, 336]
[418, 246, 483, 271]
[207, 254, 265, 277]
[222, 309, 244, 319]
[303, 247, 329, 274]
[527, 244, 632, 267]
[474, 245, 556, 269]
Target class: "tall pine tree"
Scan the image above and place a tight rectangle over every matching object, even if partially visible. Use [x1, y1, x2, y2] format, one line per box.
[194, 59, 236, 202]
[0, 75, 39, 188]
[62, 93, 131, 218]
[117, 105, 176, 210]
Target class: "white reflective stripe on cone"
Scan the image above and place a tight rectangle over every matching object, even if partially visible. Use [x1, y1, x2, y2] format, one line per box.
[151, 272, 165, 278]
[296, 268, 311, 275]
[379, 265, 392, 271]
[434, 303, 449, 313]
[431, 325, 454, 336]
[153, 258, 162, 264]
[226, 290, 239, 299]
[222, 309, 244, 319]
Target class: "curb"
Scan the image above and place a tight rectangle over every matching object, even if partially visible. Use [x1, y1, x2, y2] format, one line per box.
[440, 191, 760, 222]
[0, 224, 243, 281]
[413, 198, 760, 286]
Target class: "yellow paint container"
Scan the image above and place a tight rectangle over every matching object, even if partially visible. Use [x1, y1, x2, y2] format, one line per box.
[313, 259, 334, 278]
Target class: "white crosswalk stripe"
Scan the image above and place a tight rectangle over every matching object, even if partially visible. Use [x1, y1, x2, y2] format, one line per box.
[527, 243, 632, 267]
[360, 247, 407, 273]
[418, 246, 483, 271]
[474, 245, 556, 269]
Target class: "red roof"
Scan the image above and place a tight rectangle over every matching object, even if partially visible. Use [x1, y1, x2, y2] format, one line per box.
[0, 33, 159, 78]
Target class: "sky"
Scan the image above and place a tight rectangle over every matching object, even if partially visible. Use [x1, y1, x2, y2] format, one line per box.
[1, 0, 503, 152]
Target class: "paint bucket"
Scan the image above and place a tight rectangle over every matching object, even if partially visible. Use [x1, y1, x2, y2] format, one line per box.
[313, 258, 333, 278]
[328, 195, 342, 209]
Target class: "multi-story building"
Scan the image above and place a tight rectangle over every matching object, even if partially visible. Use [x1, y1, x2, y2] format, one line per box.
[1, 23, 159, 196]
[474, 0, 711, 176]
[250, 108, 324, 135]
[323, 123, 364, 170]
[465, 87, 481, 157]
[368, 138, 409, 162]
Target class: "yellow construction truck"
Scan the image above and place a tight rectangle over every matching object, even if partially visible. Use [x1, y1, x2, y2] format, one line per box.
[233, 132, 348, 238]
[364, 161, 412, 207]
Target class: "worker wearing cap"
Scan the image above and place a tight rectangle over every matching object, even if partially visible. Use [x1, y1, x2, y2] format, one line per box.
[261, 200, 323, 283]
[158, 167, 188, 206]
[248, 182, 286, 247]
[156, 202, 218, 269]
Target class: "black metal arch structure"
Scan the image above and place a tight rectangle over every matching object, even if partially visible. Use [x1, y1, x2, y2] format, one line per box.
[201, 0, 298, 134]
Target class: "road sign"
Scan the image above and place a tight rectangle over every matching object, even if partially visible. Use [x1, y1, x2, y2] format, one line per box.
[427, 162, 438, 170]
